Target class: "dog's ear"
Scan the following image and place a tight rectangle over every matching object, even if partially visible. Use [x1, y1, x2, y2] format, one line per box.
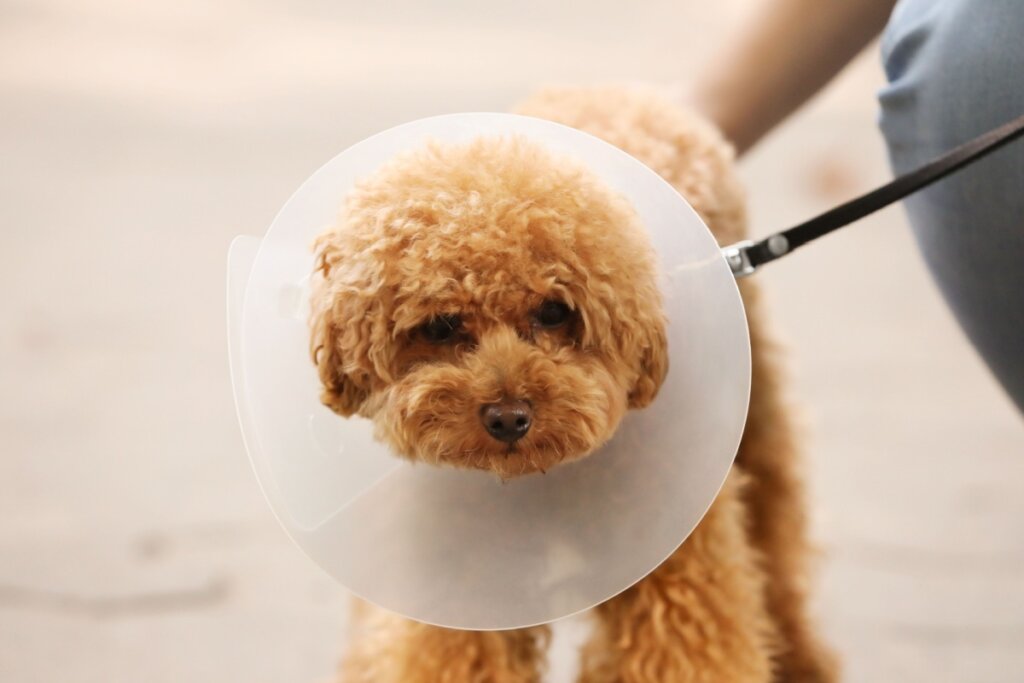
[309, 240, 371, 417]
[573, 274, 669, 410]
[310, 310, 369, 416]
[626, 310, 669, 409]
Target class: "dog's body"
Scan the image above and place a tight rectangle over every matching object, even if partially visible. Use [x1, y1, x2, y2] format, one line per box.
[311, 86, 835, 683]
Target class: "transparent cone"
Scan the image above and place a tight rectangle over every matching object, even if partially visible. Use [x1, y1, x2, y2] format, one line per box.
[227, 113, 751, 630]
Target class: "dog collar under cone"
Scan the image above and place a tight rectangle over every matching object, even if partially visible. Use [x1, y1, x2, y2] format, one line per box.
[227, 113, 751, 630]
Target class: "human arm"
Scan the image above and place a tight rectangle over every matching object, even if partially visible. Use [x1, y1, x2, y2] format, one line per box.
[691, 0, 899, 156]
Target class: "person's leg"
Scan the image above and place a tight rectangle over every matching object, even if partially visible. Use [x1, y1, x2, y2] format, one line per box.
[878, 0, 1024, 414]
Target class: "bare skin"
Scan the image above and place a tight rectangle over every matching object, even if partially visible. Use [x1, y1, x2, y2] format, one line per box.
[691, 0, 899, 156]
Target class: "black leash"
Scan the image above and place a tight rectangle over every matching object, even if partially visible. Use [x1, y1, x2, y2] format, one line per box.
[724, 112, 1024, 277]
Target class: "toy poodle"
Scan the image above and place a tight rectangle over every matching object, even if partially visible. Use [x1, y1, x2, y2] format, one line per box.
[309, 85, 836, 683]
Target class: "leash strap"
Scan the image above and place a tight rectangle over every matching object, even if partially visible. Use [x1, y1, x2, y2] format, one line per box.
[724, 112, 1024, 278]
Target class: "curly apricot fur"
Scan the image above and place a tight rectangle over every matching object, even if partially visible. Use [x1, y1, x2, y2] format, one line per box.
[311, 134, 666, 477]
[311, 85, 836, 683]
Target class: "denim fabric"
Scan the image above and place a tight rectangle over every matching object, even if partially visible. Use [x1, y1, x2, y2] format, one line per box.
[878, 0, 1024, 413]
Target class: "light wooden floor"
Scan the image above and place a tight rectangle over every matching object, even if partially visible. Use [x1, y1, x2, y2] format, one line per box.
[1, 1, 1021, 681]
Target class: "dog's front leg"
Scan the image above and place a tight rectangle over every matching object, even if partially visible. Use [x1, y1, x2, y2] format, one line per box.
[338, 600, 550, 683]
[731, 282, 839, 683]
[578, 471, 777, 683]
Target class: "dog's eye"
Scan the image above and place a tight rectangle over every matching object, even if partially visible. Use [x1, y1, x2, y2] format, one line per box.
[534, 301, 571, 329]
[417, 314, 462, 344]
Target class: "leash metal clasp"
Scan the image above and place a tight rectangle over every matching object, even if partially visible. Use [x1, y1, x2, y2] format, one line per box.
[722, 240, 756, 279]
[723, 235, 789, 279]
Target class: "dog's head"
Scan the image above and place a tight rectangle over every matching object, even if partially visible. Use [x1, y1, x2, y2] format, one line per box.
[310, 136, 667, 478]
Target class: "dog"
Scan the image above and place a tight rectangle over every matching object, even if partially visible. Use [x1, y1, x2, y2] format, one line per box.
[309, 85, 836, 683]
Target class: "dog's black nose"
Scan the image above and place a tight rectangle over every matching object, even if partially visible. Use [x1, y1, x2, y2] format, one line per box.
[480, 400, 532, 443]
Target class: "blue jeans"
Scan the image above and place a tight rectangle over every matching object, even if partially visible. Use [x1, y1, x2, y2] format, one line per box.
[879, 0, 1024, 414]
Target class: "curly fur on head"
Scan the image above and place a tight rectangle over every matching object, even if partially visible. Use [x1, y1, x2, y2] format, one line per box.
[309, 135, 668, 478]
